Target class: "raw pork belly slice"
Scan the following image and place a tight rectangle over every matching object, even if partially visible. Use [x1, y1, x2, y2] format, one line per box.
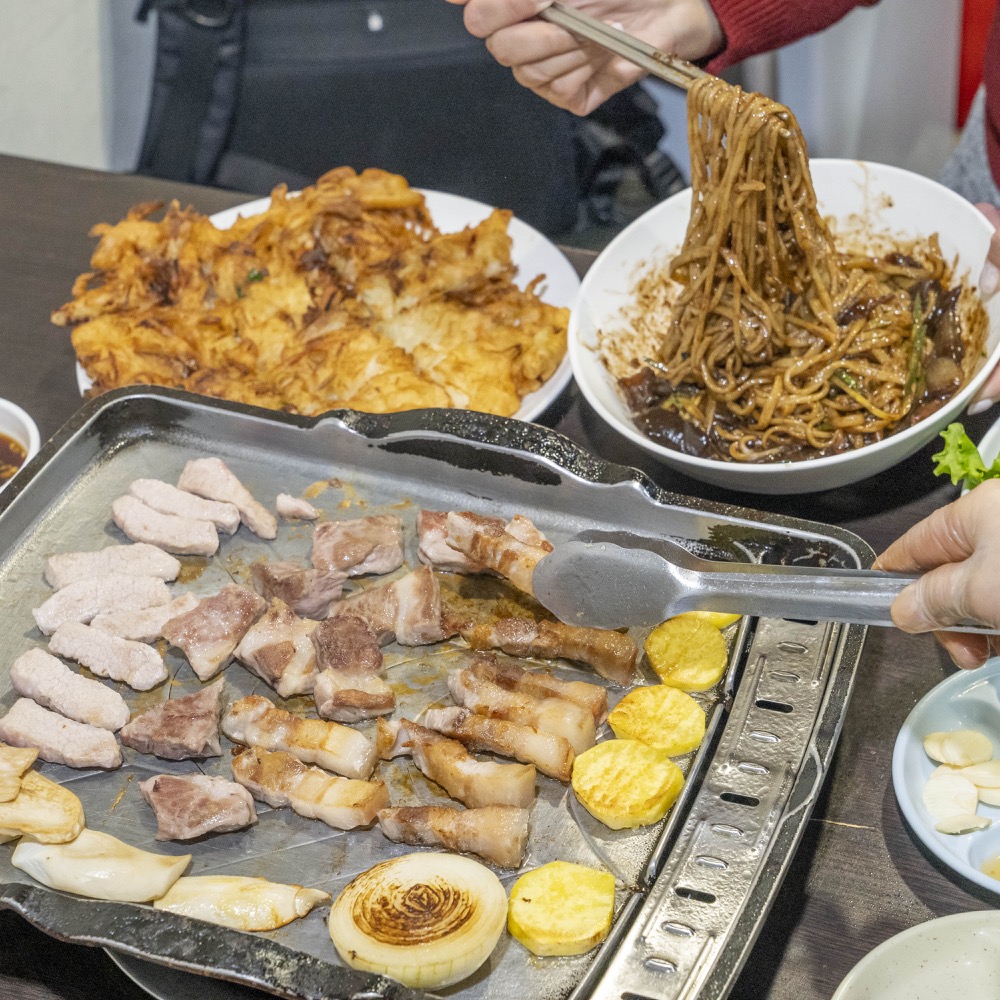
[234, 599, 319, 699]
[9, 648, 130, 731]
[461, 616, 638, 687]
[177, 457, 277, 539]
[222, 695, 377, 780]
[140, 773, 257, 841]
[377, 804, 529, 869]
[249, 560, 345, 619]
[311, 616, 394, 723]
[162, 584, 266, 681]
[442, 511, 552, 594]
[119, 680, 224, 760]
[90, 593, 200, 643]
[49, 622, 168, 691]
[327, 566, 446, 646]
[33, 574, 171, 636]
[112, 495, 219, 556]
[310, 515, 404, 577]
[44, 544, 181, 590]
[0, 698, 121, 769]
[129, 479, 240, 534]
[420, 706, 575, 782]
[378, 718, 535, 809]
[231, 746, 388, 830]
[276, 494, 319, 520]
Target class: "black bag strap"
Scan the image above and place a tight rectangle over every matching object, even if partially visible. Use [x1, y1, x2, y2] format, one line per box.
[136, 0, 247, 184]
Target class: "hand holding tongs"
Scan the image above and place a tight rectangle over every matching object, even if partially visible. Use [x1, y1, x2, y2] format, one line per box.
[538, 1, 708, 91]
[530, 529, 1000, 633]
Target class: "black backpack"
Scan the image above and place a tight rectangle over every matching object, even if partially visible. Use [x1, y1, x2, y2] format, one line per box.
[136, 0, 685, 236]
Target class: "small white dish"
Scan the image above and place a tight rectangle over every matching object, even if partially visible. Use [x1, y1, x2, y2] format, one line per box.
[832, 910, 1000, 1000]
[892, 657, 1000, 894]
[0, 398, 40, 489]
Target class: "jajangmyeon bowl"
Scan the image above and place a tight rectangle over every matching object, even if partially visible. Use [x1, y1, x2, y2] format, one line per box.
[570, 159, 1000, 495]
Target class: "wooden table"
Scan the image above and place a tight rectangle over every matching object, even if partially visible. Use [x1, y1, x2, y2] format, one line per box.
[0, 152, 995, 1000]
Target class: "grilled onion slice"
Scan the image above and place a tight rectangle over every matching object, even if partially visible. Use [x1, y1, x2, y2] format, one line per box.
[328, 852, 507, 989]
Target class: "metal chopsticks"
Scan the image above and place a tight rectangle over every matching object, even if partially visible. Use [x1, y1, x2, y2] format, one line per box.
[537, 1, 708, 91]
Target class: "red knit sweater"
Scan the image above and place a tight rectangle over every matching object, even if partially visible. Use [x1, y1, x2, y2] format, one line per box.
[705, 0, 1000, 189]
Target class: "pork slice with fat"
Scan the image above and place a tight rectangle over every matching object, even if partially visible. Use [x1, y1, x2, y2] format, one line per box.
[33, 574, 171, 636]
[49, 622, 168, 691]
[310, 515, 404, 577]
[91, 593, 200, 644]
[112, 495, 219, 556]
[276, 494, 319, 520]
[249, 560, 345, 619]
[177, 457, 277, 539]
[234, 599, 319, 698]
[0, 698, 121, 769]
[311, 616, 394, 722]
[9, 648, 130, 731]
[443, 511, 552, 594]
[139, 773, 257, 841]
[44, 544, 180, 590]
[129, 479, 240, 534]
[119, 680, 224, 760]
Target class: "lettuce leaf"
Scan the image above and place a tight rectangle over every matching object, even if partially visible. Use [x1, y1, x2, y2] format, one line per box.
[932, 423, 1000, 487]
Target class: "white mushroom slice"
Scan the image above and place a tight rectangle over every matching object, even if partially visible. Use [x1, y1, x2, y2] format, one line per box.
[924, 729, 993, 767]
[0, 770, 84, 843]
[979, 787, 1000, 807]
[11, 828, 190, 901]
[0, 743, 38, 802]
[934, 813, 992, 835]
[153, 875, 330, 930]
[960, 760, 1000, 788]
[922, 771, 980, 821]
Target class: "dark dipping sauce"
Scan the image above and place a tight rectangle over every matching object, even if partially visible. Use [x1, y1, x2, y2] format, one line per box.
[619, 272, 974, 464]
[0, 432, 27, 482]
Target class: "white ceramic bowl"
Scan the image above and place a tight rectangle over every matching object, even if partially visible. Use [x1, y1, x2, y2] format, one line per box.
[0, 398, 39, 490]
[569, 159, 1000, 494]
[831, 911, 1000, 1000]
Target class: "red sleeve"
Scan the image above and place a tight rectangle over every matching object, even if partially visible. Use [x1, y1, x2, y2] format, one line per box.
[706, 0, 881, 71]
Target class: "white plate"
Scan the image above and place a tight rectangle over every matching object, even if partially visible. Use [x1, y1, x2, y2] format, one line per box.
[77, 190, 579, 423]
[976, 414, 1000, 469]
[892, 656, 1000, 894]
[832, 910, 1000, 1000]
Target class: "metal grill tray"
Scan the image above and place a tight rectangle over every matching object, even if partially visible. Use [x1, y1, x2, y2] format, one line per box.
[0, 388, 868, 1000]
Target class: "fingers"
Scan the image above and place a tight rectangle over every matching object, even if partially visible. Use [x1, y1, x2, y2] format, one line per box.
[486, 20, 587, 69]
[969, 359, 1000, 415]
[463, 0, 553, 38]
[890, 560, 983, 632]
[933, 630, 996, 670]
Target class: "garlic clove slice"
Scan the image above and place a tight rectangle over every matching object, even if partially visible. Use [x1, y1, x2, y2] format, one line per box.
[922, 772, 979, 821]
[940, 730, 993, 767]
[960, 760, 1000, 788]
[934, 813, 992, 835]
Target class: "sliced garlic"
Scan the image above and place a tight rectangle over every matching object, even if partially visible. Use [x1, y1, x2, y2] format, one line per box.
[960, 760, 1000, 788]
[925, 729, 994, 767]
[329, 852, 507, 990]
[12, 828, 190, 901]
[934, 813, 992, 835]
[922, 772, 979, 821]
[980, 787, 1000, 807]
[154, 876, 330, 930]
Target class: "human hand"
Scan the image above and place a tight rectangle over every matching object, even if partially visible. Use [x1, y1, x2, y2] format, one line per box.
[446, 0, 723, 116]
[970, 203, 1000, 415]
[874, 480, 1000, 669]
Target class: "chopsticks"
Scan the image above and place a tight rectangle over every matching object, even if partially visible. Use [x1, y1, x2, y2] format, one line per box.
[537, 1, 708, 91]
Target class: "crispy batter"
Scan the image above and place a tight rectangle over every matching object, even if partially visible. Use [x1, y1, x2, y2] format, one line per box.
[55, 168, 568, 417]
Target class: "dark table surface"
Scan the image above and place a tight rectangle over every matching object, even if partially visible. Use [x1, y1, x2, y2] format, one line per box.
[0, 152, 996, 1000]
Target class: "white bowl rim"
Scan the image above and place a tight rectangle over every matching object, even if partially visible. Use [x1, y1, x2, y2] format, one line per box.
[0, 398, 41, 459]
[831, 910, 1000, 998]
[570, 158, 998, 480]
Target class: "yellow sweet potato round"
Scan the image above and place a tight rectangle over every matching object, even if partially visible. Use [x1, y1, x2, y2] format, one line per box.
[571, 739, 684, 829]
[607, 685, 706, 756]
[507, 861, 615, 956]
[673, 610, 742, 629]
[644, 616, 728, 692]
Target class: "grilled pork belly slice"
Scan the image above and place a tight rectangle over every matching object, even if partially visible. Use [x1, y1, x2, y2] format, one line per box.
[421, 707, 575, 782]
[447, 668, 596, 755]
[49, 622, 168, 691]
[378, 718, 535, 808]
[0, 698, 121, 769]
[33, 574, 171, 636]
[119, 679, 224, 760]
[377, 804, 529, 869]
[234, 598, 319, 698]
[139, 773, 257, 841]
[276, 494, 319, 520]
[249, 560, 346, 619]
[222, 694, 377, 780]
[129, 479, 241, 534]
[177, 457, 277, 539]
[468, 655, 608, 725]
[461, 617, 638, 687]
[310, 515, 404, 577]
[44, 544, 180, 590]
[442, 511, 552, 594]
[327, 566, 447, 646]
[162, 583, 266, 681]
[112, 495, 219, 557]
[10, 648, 130, 731]
[90, 592, 200, 643]
[311, 616, 394, 722]
[231, 746, 388, 830]
[416, 509, 497, 573]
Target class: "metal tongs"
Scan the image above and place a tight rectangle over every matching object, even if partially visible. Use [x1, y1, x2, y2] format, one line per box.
[538, 1, 708, 91]
[531, 529, 1000, 633]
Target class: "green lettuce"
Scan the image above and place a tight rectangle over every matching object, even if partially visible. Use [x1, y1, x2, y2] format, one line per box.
[932, 423, 1000, 488]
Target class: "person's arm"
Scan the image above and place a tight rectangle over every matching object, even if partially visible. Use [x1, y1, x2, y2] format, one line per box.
[874, 480, 1000, 669]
